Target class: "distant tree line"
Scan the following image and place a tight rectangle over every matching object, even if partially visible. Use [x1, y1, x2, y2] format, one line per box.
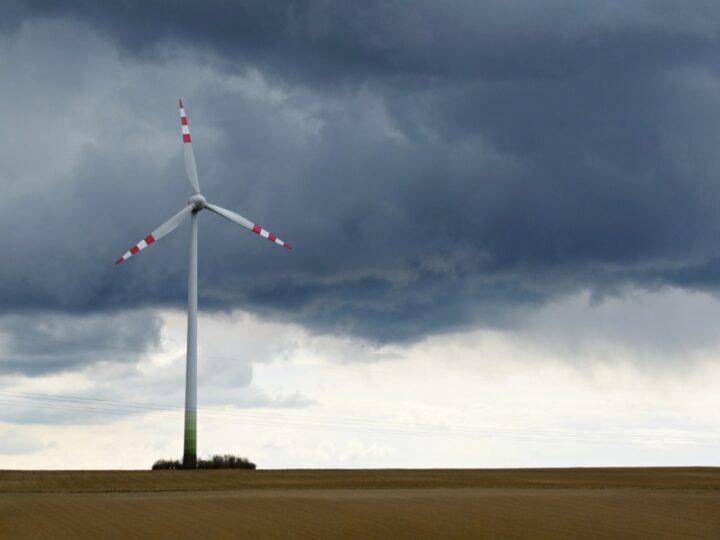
[152, 454, 257, 470]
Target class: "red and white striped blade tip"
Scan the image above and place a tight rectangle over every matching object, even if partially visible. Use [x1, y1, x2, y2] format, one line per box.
[179, 99, 191, 143]
[114, 234, 156, 265]
[250, 223, 292, 249]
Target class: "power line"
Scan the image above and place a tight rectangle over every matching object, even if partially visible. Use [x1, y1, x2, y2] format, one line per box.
[0, 389, 718, 447]
[0, 389, 700, 440]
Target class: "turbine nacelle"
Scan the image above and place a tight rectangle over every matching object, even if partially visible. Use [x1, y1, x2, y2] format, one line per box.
[188, 193, 207, 212]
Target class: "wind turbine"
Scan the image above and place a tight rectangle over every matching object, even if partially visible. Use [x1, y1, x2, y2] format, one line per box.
[115, 100, 291, 469]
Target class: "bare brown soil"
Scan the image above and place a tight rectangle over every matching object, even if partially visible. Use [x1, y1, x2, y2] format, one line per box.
[0, 468, 718, 539]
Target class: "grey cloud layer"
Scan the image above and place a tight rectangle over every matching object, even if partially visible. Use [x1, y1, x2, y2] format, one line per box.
[2, 1, 720, 348]
[0, 311, 162, 374]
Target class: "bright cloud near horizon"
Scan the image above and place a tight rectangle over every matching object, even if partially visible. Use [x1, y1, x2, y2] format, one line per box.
[2, 1, 720, 469]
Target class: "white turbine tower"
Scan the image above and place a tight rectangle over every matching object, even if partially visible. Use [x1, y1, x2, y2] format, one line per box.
[115, 99, 291, 468]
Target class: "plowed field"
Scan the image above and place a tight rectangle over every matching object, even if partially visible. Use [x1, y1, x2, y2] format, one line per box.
[0, 468, 718, 539]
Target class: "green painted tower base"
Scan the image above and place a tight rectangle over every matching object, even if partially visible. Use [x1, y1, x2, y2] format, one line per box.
[183, 408, 197, 469]
[183, 453, 197, 469]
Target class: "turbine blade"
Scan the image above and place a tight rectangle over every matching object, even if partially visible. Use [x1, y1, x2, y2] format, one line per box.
[206, 203, 292, 249]
[115, 205, 193, 264]
[179, 99, 201, 194]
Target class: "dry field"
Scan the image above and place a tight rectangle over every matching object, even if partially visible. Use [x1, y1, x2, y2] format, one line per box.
[0, 468, 718, 539]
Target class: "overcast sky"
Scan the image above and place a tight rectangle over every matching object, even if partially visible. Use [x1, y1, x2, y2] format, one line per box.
[1, 1, 720, 469]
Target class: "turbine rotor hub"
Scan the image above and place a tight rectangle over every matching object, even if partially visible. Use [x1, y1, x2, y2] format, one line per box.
[188, 193, 207, 212]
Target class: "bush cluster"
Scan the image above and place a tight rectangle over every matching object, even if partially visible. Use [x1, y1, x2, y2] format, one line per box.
[198, 454, 257, 469]
[151, 459, 183, 470]
[152, 454, 257, 470]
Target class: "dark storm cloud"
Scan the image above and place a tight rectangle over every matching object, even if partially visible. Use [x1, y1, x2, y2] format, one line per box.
[16, 1, 720, 82]
[3, 1, 720, 349]
[0, 311, 162, 374]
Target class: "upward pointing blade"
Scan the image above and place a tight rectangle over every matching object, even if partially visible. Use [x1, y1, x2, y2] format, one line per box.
[115, 205, 193, 264]
[206, 203, 292, 249]
[179, 99, 201, 194]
